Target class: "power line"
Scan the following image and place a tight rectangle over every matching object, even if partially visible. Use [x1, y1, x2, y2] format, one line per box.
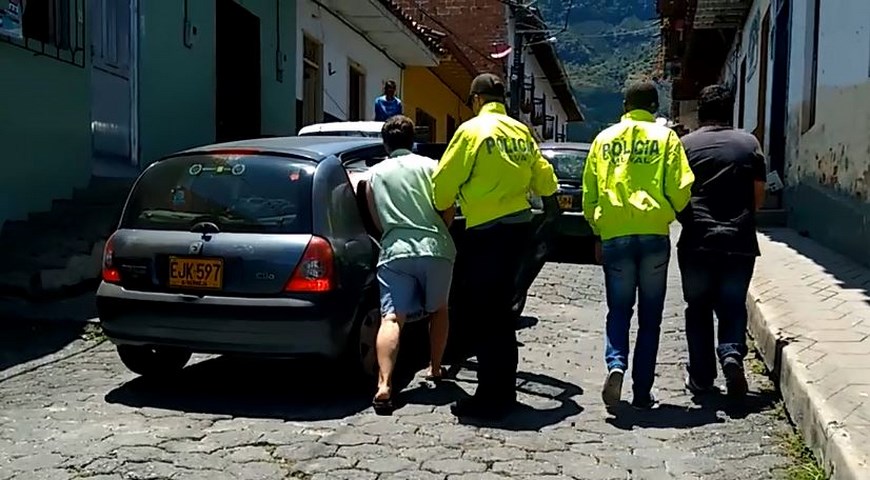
[571, 25, 660, 38]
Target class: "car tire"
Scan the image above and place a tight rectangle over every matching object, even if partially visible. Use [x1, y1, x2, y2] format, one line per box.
[348, 304, 381, 379]
[116, 345, 191, 377]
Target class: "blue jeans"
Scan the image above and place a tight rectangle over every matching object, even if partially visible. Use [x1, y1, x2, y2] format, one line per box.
[678, 249, 755, 386]
[602, 234, 671, 398]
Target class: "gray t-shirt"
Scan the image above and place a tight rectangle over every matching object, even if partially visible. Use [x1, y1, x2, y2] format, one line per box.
[677, 126, 767, 256]
[369, 149, 456, 266]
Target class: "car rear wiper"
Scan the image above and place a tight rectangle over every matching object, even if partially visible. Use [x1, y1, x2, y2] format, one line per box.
[190, 221, 220, 234]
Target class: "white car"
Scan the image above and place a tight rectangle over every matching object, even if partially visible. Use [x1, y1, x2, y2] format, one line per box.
[298, 121, 384, 138]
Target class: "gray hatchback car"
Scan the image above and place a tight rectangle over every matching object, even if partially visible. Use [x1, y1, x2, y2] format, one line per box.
[97, 136, 386, 378]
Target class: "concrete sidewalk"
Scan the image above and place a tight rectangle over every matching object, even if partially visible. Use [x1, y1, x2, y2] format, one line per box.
[748, 228, 870, 480]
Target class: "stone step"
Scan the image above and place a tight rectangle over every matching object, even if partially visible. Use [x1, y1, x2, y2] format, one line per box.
[0, 210, 120, 246]
[0, 176, 126, 300]
[71, 178, 133, 206]
[0, 242, 104, 299]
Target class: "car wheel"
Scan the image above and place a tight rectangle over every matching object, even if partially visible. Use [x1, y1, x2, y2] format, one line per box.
[116, 345, 191, 377]
[354, 306, 381, 378]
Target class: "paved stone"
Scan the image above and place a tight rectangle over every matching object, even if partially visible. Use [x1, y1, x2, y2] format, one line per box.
[0, 237, 796, 479]
[749, 228, 870, 480]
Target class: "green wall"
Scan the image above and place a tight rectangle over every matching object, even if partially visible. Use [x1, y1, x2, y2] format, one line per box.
[0, 44, 91, 228]
[138, 0, 297, 167]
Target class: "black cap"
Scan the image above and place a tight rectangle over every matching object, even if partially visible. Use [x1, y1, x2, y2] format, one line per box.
[468, 73, 506, 106]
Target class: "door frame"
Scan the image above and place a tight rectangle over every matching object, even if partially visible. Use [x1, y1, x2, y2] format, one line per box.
[130, 0, 139, 169]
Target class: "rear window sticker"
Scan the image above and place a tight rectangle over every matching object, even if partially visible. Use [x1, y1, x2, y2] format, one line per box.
[188, 164, 203, 176]
[231, 164, 246, 176]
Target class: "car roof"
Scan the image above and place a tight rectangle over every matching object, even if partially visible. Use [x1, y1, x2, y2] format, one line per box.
[169, 136, 384, 161]
[540, 142, 592, 150]
[298, 121, 384, 135]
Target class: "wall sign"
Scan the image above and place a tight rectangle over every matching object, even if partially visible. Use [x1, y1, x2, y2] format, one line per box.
[0, 0, 24, 40]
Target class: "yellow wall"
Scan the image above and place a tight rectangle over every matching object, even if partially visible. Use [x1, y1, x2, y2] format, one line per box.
[402, 67, 473, 143]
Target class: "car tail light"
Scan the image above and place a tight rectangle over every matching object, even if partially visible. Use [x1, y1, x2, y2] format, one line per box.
[284, 236, 335, 293]
[102, 233, 121, 284]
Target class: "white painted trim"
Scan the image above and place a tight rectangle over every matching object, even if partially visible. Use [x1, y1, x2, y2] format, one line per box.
[130, 0, 139, 169]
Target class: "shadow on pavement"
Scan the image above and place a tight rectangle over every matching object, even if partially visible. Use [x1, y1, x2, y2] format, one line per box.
[0, 319, 88, 373]
[605, 388, 780, 431]
[440, 361, 584, 431]
[763, 228, 870, 307]
[104, 355, 426, 422]
[515, 315, 539, 331]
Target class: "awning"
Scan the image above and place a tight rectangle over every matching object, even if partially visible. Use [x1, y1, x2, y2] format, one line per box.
[316, 0, 442, 67]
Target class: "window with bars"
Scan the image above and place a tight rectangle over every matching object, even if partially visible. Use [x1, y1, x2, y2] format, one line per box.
[0, 0, 84, 67]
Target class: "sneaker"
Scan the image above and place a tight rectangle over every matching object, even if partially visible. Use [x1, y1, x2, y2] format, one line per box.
[601, 368, 625, 407]
[685, 376, 722, 395]
[722, 358, 749, 398]
[631, 392, 658, 410]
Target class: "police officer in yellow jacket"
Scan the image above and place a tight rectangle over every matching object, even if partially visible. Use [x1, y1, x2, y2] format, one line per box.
[433, 73, 558, 420]
[582, 80, 694, 410]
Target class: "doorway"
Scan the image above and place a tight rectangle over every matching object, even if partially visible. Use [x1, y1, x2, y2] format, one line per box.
[216, 0, 261, 142]
[89, 0, 137, 177]
[754, 9, 771, 147]
[769, 1, 792, 166]
[348, 62, 366, 121]
[737, 58, 747, 129]
[302, 35, 323, 127]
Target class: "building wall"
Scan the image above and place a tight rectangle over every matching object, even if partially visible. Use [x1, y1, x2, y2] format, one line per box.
[0, 9, 91, 229]
[783, 0, 870, 265]
[139, 0, 297, 166]
[721, 0, 773, 144]
[402, 67, 473, 142]
[296, 0, 402, 123]
[716, 0, 870, 264]
[505, 14, 571, 142]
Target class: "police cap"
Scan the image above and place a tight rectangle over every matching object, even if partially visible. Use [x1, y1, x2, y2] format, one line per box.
[468, 73, 506, 106]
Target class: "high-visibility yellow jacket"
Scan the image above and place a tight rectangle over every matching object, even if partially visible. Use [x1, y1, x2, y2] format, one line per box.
[582, 109, 695, 241]
[432, 102, 558, 229]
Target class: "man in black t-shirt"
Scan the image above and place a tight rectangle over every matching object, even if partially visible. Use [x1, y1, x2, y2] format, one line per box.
[677, 85, 767, 399]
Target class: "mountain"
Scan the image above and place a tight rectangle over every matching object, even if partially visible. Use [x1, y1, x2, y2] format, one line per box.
[536, 0, 666, 141]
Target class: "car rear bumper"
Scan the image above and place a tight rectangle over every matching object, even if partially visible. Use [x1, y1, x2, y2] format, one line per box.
[96, 283, 359, 358]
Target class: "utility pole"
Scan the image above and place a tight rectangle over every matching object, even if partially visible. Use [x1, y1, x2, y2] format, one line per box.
[509, 26, 525, 119]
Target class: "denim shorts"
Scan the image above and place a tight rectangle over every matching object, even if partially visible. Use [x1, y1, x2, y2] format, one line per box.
[377, 257, 454, 320]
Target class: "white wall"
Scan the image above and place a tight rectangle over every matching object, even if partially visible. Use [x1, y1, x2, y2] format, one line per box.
[296, 0, 402, 121]
[506, 15, 570, 141]
[525, 52, 569, 139]
[720, 0, 772, 145]
[784, 0, 870, 198]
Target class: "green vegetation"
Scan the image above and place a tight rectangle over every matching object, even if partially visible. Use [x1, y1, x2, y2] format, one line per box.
[779, 430, 829, 480]
[536, 0, 664, 141]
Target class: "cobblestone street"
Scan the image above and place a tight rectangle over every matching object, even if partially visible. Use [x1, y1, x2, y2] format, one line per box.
[0, 256, 795, 480]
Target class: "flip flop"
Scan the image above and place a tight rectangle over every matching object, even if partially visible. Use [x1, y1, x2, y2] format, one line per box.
[372, 396, 394, 415]
[424, 366, 449, 382]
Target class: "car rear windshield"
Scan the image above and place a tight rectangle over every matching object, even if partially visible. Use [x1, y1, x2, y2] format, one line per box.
[542, 149, 589, 180]
[121, 154, 315, 234]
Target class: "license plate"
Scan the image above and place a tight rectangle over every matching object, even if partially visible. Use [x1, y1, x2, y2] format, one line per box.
[558, 195, 574, 209]
[168, 256, 224, 289]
